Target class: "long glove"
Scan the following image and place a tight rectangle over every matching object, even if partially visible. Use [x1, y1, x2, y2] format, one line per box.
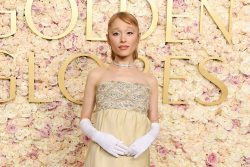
[80, 118, 129, 157]
[127, 122, 160, 159]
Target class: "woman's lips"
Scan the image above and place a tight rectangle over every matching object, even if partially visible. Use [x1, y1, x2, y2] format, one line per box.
[119, 45, 129, 50]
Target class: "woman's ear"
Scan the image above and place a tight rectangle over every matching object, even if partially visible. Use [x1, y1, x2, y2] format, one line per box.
[106, 34, 110, 45]
[137, 32, 141, 43]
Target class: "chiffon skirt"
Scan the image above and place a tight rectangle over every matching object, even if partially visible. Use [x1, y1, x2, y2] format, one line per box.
[83, 108, 151, 167]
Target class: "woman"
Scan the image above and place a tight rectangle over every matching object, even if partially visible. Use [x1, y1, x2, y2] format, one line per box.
[80, 11, 160, 167]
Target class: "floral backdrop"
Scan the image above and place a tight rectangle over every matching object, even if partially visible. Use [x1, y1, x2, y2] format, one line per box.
[0, 0, 250, 166]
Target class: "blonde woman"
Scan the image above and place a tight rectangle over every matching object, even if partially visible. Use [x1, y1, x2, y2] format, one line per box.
[80, 12, 160, 167]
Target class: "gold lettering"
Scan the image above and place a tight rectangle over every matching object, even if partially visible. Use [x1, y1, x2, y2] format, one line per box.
[166, 0, 191, 42]
[200, 0, 233, 44]
[163, 56, 190, 104]
[58, 53, 104, 104]
[195, 57, 228, 105]
[28, 52, 52, 102]
[0, 50, 16, 103]
[86, 0, 103, 41]
[138, 55, 150, 73]
[139, 0, 158, 40]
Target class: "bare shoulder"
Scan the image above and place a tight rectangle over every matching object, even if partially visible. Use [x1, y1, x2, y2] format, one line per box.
[87, 66, 106, 84]
[144, 72, 158, 89]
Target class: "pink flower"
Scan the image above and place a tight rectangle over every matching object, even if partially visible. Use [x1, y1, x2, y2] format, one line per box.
[184, 26, 192, 33]
[206, 152, 219, 167]
[31, 2, 45, 15]
[173, 0, 187, 10]
[211, 66, 223, 74]
[171, 139, 186, 153]
[154, 62, 164, 72]
[230, 101, 240, 112]
[80, 135, 91, 145]
[173, 140, 182, 149]
[63, 33, 79, 51]
[39, 124, 51, 138]
[243, 75, 250, 85]
[176, 104, 189, 111]
[150, 164, 156, 167]
[156, 144, 170, 157]
[56, 126, 73, 138]
[227, 75, 242, 85]
[232, 119, 241, 129]
[27, 149, 38, 160]
[47, 101, 62, 111]
[205, 97, 210, 102]
[243, 156, 250, 165]
[159, 45, 171, 54]
[6, 122, 17, 134]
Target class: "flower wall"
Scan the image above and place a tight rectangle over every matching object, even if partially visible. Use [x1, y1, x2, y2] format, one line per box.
[0, 0, 250, 166]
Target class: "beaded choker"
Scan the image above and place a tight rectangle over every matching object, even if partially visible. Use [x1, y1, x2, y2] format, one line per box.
[112, 61, 135, 68]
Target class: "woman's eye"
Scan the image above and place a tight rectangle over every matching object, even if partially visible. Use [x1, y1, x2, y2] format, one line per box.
[113, 32, 119, 36]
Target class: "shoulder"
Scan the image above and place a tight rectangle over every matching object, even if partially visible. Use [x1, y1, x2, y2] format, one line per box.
[88, 66, 106, 76]
[87, 66, 106, 84]
[144, 72, 158, 89]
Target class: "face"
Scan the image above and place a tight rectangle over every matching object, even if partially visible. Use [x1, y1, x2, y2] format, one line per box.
[107, 18, 140, 59]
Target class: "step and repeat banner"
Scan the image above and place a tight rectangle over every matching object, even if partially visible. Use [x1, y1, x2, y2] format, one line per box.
[0, 0, 250, 166]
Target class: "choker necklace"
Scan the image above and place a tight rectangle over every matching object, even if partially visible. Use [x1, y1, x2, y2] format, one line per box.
[112, 61, 135, 68]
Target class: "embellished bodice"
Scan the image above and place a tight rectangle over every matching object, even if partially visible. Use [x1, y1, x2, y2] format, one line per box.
[95, 80, 150, 114]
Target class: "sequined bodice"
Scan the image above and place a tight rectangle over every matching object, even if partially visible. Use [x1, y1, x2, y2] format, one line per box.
[95, 80, 150, 114]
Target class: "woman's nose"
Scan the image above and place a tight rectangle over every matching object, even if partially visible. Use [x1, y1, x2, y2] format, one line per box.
[121, 34, 126, 42]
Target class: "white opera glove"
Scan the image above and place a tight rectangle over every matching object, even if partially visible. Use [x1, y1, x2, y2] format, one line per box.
[127, 122, 160, 159]
[80, 118, 129, 158]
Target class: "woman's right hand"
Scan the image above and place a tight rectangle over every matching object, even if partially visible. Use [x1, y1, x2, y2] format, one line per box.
[92, 131, 129, 158]
[80, 118, 128, 157]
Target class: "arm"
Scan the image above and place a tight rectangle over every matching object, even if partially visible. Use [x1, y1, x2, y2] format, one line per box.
[128, 73, 160, 158]
[80, 68, 98, 120]
[147, 73, 159, 123]
[80, 68, 128, 157]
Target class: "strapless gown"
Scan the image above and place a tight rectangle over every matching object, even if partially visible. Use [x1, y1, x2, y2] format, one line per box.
[83, 80, 151, 167]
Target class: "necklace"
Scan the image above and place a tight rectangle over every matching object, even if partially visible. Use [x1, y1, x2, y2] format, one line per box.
[112, 60, 135, 68]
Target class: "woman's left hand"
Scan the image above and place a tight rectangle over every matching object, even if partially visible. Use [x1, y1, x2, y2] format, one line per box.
[127, 122, 160, 158]
[127, 134, 154, 158]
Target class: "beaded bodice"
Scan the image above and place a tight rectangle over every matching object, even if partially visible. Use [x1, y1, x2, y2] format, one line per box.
[95, 80, 150, 114]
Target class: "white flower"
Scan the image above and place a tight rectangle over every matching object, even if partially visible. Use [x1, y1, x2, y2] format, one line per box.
[33, 117, 48, 130]
[19, 103, 32, 117]
[236, 84, 250, 102]
[15, 128, 30, 141]
[4, 103, 18, 118]
[0, 115, 7, 124]
[240, 57, 250, 75]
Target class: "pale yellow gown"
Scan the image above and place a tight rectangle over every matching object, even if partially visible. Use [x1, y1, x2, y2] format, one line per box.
[84, 80, 151, 167]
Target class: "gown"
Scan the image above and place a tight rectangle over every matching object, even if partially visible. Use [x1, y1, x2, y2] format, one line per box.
[84, 80, 151, 167]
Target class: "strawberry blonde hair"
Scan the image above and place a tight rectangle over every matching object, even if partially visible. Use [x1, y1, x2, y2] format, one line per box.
[107, 12, 140, 61]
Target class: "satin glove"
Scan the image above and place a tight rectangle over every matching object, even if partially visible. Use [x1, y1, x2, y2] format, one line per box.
[127, 122, 160, 159]
[80, 118, 129, 157]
